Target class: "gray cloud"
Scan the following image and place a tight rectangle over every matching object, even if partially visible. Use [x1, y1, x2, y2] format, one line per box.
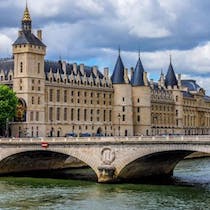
[0, 0, 210, 93]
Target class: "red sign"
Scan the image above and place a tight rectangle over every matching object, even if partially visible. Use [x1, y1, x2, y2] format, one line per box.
[41, 142, 49, 148]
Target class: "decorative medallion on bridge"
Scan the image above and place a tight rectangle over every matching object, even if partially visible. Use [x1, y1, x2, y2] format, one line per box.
[101, 147, 115, 165]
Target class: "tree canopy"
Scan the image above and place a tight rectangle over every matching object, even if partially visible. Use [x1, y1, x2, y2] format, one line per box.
[0, 85, 18, 136]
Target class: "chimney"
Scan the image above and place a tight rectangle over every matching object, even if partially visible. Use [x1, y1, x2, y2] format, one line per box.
[37, 30, 42, 40]
[143, 72, 148, 86]
[62, 61, 66, 74]
[130, 67, 134, 80]
[73, 63, 77, 74]
[160, 73, 165, 88]
[124, 68, 129, 83]
[178, 73, 181, 87]
[80, 64, 85, 75]
[93, 66, 98, 77]
[150, 79, 154, 89]
[103, 67, 109, 78]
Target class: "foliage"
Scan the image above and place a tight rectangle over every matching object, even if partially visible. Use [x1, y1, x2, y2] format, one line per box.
[0, 85, 18, 136]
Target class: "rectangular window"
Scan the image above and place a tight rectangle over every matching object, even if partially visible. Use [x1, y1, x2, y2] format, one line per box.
[57, 108, 60, 121]
[20, 62, 23, 73]
[84, 109, 87, 121]
[32, 96, 34, 104]
[71, 108, 74, 121]
[104, 110, 106, 121]
[64, 90, 67, 103]
[122, 114, 125, 121]
[36, 112, 39, 121]
[49, 89, 53, 102]
[38, 63, 40, 74]
[30, 112, 33, 121]
[77, 109, 80, 121]
[57, 90, 60, 102]
[49, 107, 53, 121]
[109, 110, 112, 121]
[64, 108, 67, 121]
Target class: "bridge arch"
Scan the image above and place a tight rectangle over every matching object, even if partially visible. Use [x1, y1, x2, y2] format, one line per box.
[118, 150, 193, 181]
[0, 148, 98, 180]
[116, 144, 210, 181]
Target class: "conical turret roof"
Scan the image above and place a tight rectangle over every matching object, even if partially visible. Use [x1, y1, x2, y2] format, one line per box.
[131, 55, 145, 86]
[165, 57, 177, 87]
[111, 52, 125, 84]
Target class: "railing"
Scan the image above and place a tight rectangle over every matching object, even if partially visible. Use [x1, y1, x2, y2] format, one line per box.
[0, 135, 210, 143]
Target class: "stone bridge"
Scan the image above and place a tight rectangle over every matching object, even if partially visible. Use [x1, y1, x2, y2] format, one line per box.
[0, 135, 210, 183]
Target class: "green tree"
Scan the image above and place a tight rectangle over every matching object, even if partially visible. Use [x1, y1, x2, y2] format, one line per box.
[0, 85, 18, 136]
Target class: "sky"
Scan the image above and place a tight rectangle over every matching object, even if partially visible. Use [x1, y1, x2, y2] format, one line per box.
[0, 0, 210, 93]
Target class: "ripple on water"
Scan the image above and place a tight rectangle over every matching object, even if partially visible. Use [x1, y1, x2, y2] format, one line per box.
[0, 158, 210, 209]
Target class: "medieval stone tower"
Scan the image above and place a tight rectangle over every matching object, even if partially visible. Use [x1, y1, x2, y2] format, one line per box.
[131, 54, 151, 136]
[111, 50, 134, 136]
[12, 5, 46, 137]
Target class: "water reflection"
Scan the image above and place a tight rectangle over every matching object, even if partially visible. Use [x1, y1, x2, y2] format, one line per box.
[0, 158, 210, 209]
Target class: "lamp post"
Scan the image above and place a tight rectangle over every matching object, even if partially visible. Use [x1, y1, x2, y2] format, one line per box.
[118, 113, 121, 136]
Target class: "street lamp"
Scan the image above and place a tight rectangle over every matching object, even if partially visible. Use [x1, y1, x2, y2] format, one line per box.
[118, 113, 121, 136]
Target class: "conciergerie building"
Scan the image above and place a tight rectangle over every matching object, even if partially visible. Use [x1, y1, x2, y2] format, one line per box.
[1, 5, 210, 137]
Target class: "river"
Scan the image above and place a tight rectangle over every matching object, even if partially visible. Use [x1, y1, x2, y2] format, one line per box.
[1, 158, 210, 210]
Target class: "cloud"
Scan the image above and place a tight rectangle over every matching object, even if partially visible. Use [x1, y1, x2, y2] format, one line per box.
[0, 0, 210, 94]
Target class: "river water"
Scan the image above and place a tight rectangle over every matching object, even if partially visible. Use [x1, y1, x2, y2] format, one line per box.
[1, 158, 210, 210]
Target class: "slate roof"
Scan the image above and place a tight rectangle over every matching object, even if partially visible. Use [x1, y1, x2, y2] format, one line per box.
[165, 62, 178, 87]
[204, 95, 210, 102]
[182, 91, 194, 98]
[44, 60, 104, 79]
[131, 57, 145, 86]
[111, 55, 125, 84]
[0, 59, 14, 77]
[0, 59, 104, 81]
[13, 31, 45, 47]
[181, 80, 201, 92]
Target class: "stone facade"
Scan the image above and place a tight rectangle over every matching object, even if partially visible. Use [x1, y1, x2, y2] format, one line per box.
[1, 6, 210, 137]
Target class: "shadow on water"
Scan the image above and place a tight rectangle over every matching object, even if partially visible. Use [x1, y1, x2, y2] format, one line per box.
[0, 167, 98, 182]
[1, 157, 210, 188]
[1, 158, 210, 210]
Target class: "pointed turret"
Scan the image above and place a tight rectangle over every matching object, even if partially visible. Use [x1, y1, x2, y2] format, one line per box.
[131, 52, 145, 86]
[22, 3, 32, 32]
[111, 49, 125, 84]
[13, 4, 45, 47]
[165, 55, 177, 87]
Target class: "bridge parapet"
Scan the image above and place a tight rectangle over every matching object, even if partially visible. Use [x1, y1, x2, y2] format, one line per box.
[0, 135, 210, 143]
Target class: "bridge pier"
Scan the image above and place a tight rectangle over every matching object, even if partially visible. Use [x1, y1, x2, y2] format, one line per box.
[97, 165, 116, 183]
